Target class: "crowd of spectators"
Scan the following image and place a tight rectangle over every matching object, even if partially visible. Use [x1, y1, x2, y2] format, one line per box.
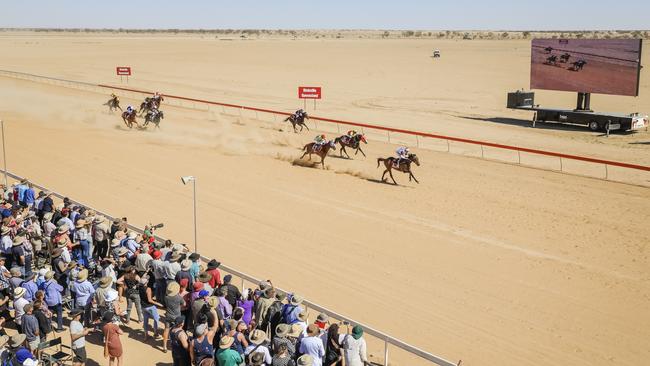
[0, 179, 369, 366]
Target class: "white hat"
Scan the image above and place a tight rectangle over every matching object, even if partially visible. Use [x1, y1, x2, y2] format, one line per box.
[105, 289, 118, 302]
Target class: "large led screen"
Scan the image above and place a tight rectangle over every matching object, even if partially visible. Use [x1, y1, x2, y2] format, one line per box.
[530, 39, 642, 96]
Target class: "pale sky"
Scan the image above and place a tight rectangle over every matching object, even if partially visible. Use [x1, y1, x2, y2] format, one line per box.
[0, 0, 648, 30]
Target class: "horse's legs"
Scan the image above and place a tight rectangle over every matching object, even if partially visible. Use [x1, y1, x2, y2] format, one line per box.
[389, 170, 397, 185]
[303, 123, 309, 131]
[341, 146, 350, 159]
[409, 171, 419, 184]
[381, 169, 388, 182]
[356, 146, 366, 157]
[300, 151, 308, 160]
[321, 156, 325, 169]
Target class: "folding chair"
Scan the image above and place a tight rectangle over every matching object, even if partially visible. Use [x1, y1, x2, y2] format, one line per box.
[38, 337, 73, 366]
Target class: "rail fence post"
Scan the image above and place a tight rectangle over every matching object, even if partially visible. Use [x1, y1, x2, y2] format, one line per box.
[559, 157, 563, 172]
[239, 107, 243, 117]
[384, 339, 389, 366]
[255, 111, 259, 120]
[337, 123, 340, 133]
[446, 140, 450, 152]
[415, 135, 419, 148]
[517, 150, 521, 164]
[480, 145, 484, 159]
[605, 164, 609, 180]
[387, 131, 391, 143]
[222, 106, 226, 114]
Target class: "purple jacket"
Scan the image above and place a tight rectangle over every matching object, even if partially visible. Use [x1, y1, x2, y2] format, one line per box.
[41, 279, 63, 307]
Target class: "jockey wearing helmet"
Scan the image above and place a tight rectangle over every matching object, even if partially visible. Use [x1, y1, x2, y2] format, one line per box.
[126, 105, 134, 115]
[347, 130, 357, 137]
[314, 134, 327, 145]
[396, 146, 410, 164]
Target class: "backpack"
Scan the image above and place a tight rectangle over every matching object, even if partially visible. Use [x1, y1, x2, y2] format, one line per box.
[0, 350, 18, 366]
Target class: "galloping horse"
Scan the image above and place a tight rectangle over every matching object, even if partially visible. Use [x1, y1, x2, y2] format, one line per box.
[545, 55, 558, 66]
[570, 59, 587, 71]
[377, 153, 420, 185]
[139, 98, 154, 115]
[284, 113, 310, 133]
[144, 110, 164, 128]
[300, 140, 336, 169]
[105, 96, 122, 112]
[121, 110, 139, 129]
[334, 133, 367, 159]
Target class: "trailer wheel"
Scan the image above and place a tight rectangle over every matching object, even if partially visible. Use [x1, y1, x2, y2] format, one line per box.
[588, 121, 600, 131]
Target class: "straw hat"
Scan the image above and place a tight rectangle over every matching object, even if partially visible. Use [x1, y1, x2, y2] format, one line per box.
[169, 253, 182, 262]
[105, 289, 118, 302]
[117, 247, 129, 257]
[43, 212, 53, 222]
[166, 281, 180, 297]
[297, 355, 314, 366]
[75, 219, 87, 229]
[0, 335, 8, 348]
[219, 336, 234, 349]
[110, 238, 121, 248]
[10, 267, 21, 277]
[288, 324, 303, 338]
[99, 276, 112, 288]
[197, 272, 211, 283]
[249, 329, 266, 345]
[290, 294, 304, 306]
[128, 231, 137, 240]
[250, 353, 265, 366]
[9, 334, 26, 348]
[13, 287, 26, 299]
[51, 248, 63, 258]
[316, 313, 329, 323]
[94, 216, 105, 224]
[297, 310, 309, 322]
[1, 226, 11, 235]
[12, 236, 24, 246]
[180, 260, 191, 271]
[45, 271, 55, 281]
[76, 269, 88, 282]
[57, 224, 69, 234]
[275, 323, 290, 338]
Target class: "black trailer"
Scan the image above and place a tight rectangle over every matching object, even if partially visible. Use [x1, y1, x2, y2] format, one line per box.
[507, 90, 648, 132]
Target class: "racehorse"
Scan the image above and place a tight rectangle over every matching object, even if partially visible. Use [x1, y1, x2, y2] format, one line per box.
[545, 55, 558, 66]
[139, 98, 154, 115]
[300, 140, 336, 169]
[121, 110, 139, 129]
[334, 134, 367, 159]
[570, 60, 587, 71]
[143, 110, 164, 128]
[105, 96, 122, 112]
[284, 113, 310, 133]
[377, 153, 420, 185]
[560, 53, 571, 63]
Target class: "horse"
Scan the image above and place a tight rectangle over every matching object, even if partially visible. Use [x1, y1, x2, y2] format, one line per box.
[570, 59, 587, 71]
[121, 111, 139, 129]
[284, 113, 310, 133]
[143, 110, 164, 128]
[560, 53, 571, 63]
[104, 96, 122, 112]
[545, 55, 558, 66]
[334, 133, 367, 159]
[377, 153, 420, 185]
[139, 97, 156, 115]
[544, 46, 553, 54]
[300, 140, 336, 169]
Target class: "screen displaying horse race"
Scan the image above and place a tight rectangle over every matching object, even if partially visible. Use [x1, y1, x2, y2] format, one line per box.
[530, 38, 643, 96]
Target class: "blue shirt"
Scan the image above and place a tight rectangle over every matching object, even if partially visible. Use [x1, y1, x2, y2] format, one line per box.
[282, 304, 302, 324]
[17, 184, 28, 202]
[41, 279, 63, 307]
[72, 280, 95, 307]
[125, 239, 140, 259]
[23, 188, 35, 205]
[21, 280, 39, 302]
[15, 348, 35, 364]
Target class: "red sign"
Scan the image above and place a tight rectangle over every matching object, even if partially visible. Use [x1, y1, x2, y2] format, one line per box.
[298, 86, 321, 99]
[116, 67, 132, 76]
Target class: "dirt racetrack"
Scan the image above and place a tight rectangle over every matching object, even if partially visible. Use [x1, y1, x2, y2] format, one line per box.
[1, 33, 650, 366]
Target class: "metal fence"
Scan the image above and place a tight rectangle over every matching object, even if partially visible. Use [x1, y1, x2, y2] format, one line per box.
[1, 68, 649, 187]
[0, 169, 460, 366]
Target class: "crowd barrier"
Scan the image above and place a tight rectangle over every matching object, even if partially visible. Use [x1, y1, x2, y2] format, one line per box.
[1, 69, 649, 187]
[0, 169, 460, 366]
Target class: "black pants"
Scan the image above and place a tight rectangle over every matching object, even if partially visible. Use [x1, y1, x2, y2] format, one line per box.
[93, 239, 109, 259]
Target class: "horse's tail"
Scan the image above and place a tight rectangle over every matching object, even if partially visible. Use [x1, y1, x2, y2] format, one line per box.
[283, 116, 290, 122]
[377, 158, 385, 168]
[303, 143, 310, 152]
[334, 137, 340, 144]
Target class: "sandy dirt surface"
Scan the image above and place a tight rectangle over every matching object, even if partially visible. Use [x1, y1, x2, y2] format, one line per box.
[1, 34, 650, 366]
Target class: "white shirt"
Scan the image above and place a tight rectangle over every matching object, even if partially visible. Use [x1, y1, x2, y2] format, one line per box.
[61, 248, 72, 263]
[244, 344, 272, 365]
[299, 336, 325, 366]
[14, 297, 29, 325]
[339, 334, 367, 366]
[0, 236, 12, 254]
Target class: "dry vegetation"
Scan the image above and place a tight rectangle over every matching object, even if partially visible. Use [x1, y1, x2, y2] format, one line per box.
[0, 28, 648, 40]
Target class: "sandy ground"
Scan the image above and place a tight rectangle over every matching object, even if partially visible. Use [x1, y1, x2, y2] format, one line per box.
[1, 34, 650, 366]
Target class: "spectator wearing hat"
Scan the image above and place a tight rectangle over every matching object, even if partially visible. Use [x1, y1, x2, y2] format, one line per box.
[21, 272, 38, 302]
[69, 308, 89, 366]
[58, 209, 75, 239]
[169, 315, 190, 366]
[74, 219, 91, 267]
[216, 335, 243, 366]
[8, 267, 22, 293]
[13, 287, 28, 327]
[102, 311, 124, 365]
[226, 319, 248, 357]
[197, 272, 214, 295]
[272, 324, 295, 359]
[296, 355, 314, 366]
[134, 245, 153, 275]
[164, 253, 182, 287]
[178, 278, 191, 330]
[175, 260, 193, 293]
[340, 325, 367, 366]
[255, 287, 275, 332]
[150, 250, 166, 303]
[92, 216, 110, 260]
[94, 276, 113, 314]
[139, 275, 162, 341]
[39, 191, 54, 216]
[299, 324, 325, 366]
[287, 324, 302, 352]
[282, 294, 305, 325]
[190, 281, 205, 303]
[295, 310, 309, 339]
[33, 300, 52, 343]
[124, 232, 141, 261]
[205, 259, 222, 289]
[11, 235, 32, 277]
[236, 289, 255, 326]
[117, 266, 143, 324]
[266, 291, 286, 340]
[0, 227, 12, 267]
[215, 287, 232, 320]
[188, 253, 200, 281]
[72, 269, 95, 327]
[21, 303, 40, 353]
[8, 333, 37, 365]
[220, 275, 241, 310]
[189, 321, 217, 366]
[163, 282, 184, 354]
[244, 329, 272, 365]
[314, 313, 329, 348]
[41, 270, 64, 331]
[191, 289, 210, 327]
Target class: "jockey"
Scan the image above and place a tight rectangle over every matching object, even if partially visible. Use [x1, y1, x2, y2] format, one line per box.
[111, 93, 118, 100]
[126, 105, 134, 115]
[295, 109, 305, 119]
[396, 146, 410, 164]
[347, 130, 358, 137]
[314, 134, 327, 145]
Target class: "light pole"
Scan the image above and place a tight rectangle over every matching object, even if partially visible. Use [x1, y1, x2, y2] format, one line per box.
[1, 120, 6, 186]
[181, 176, 197, 253]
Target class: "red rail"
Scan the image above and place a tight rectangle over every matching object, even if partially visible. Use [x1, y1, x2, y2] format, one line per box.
[98, 84, 650, 173]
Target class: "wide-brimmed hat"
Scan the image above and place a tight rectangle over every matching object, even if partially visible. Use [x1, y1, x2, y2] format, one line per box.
[352, 325, 364, 340]
[169, 253, 182, 262]
[197, 272, 211, 283]
[51, 248, 63, 258]
[69, 308, 84, 318]
[207, 296, 218, 309]
[75, 219, 87, 229]
[207, 259, 221, 269]
[9, 334, 26, 348]
[12, 236, 24, 246]
[13, 287, 26, 299]
[94, 216, 105, 224]
[316, 313, 329, 323]
[76, 269, 88, 282]
[250, 353, 265, 366]
[288, 324, 303, 338]
[10, 267, 21, 277]
[167, 281, 180, 296]
[0, 335, 8, 348]
[110, 238, 121, 248]
[43, 212, 53, 221]
[275, 291, 287, 302]
[180, 260, 191, 271]
[298, 310, 308, 322]
[128, 231, 137, 240]
[275, 323, 290, 337]
[249, 329, 266, 345]
[105, 289, 118, 302]
[219, 336, 234, 349]
[45, 271, 55, 281]
[99, 276, 112, 288]
[57, 224, 69, 234]
[188, 252, 200, 261]
[297, 355, 314, 366]
[290, 294, 304, 306]
[66, 261, 78, 270]
[117, 247, 129, 257]
[0, 226, 11, 235]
